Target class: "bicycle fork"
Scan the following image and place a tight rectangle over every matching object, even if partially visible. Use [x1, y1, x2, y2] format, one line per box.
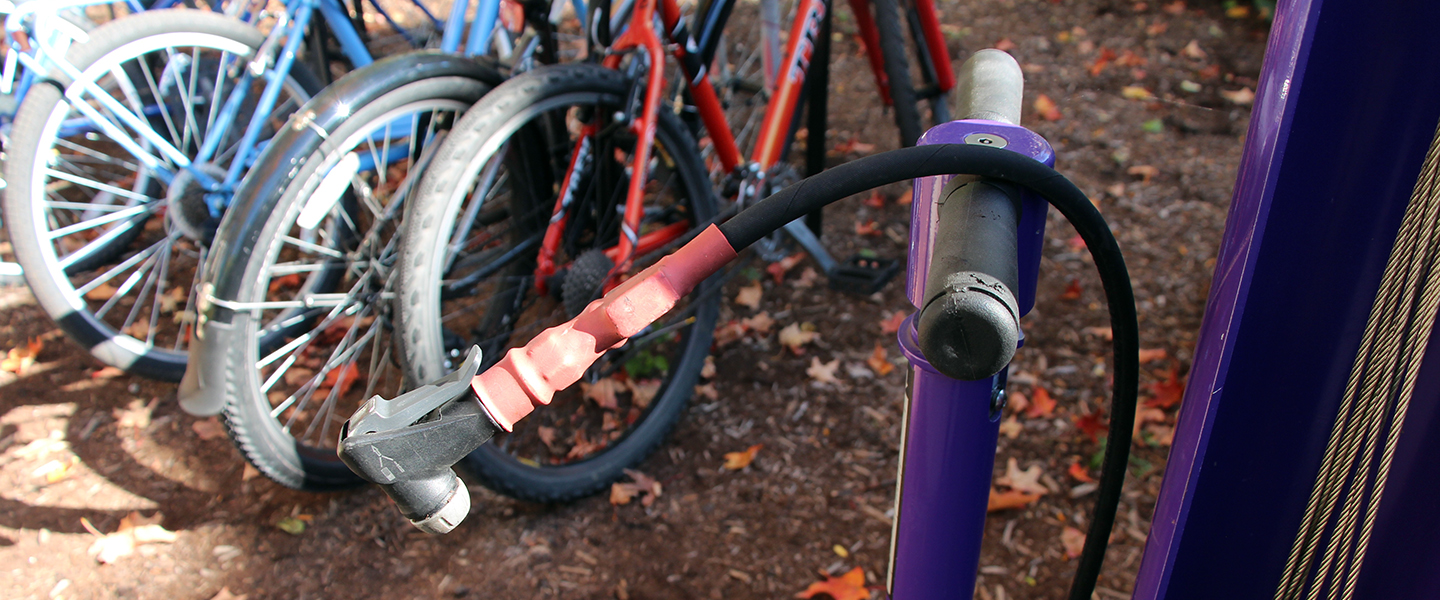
[886, 49, 1052, 598]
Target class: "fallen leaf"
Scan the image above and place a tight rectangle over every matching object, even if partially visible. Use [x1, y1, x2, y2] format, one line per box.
[999, 416, 1023, 439]
[1061, 526, 1086, 559]
[1220, 87, 1255, 105]
[896, 189, 913, 205]
[85, 283, 120, 301]
[91, 366, 125, 379]
[158, 286, 188, 314]
[1143, 366, 1185, 408]
[993, 37, 1016, 52]
[1181, 39, 1207, 59]
[1145, 423, 1176, 446]
[276, 516, 306, 535]
[267, 273, 302, 294]
[988, 487, 1042, 512]
[1008, 390, 1031, 414]
[1088, 47, 1117, 76]
[1081, 326, 1113, 340]
[1145, 20, 1169, 36]
[1060, 280, 1083, 300]
[795, 566, 869, 600]
[878, 311, 908, 334]
[714, 321, 747, 347]
[1033, 94, 1062, 121]
[791, 267, 821, 288]
[567, 430, 606, 460]
[865, 345, 895, 376]
[700, 355, 716, 379]
[778, 323, 819, 354]
[767, 252, 808, 283]
[317, 363, 361, 396]
[854, 220, 881, 237]
[742, 311, 775, 335]
[538, 426, 561, 452]
[1, 338, 43, 375]
[831, 136, 877, 156]
[1225, 4, 1249, 18]
[1163, 0, 1186, 14]
[191, 418, 226, 441]
[114, 398, 158, 429]
[1133, 407, 1168, 439]
[1121, 85, 1155, 100]
[209, 588, 248, 600]
[1137, 348, 1168, 363]
[1025, 387, 1057, 419]
[88, 512, 176, 564]
[806, 357, 842, 385]
[735, 281, 763, 310]
[694, 383, 719, 400]
[996, 457, 1049, 495]
[723, 444, 763, 470]
[1073, 410, 1107, 442]
[863, 189, 887, 208]
[610, 469, 662, 506]
[1128, 165, 1160, 183]
[582, 377, 625, 410]
[625, 379, 661, 409]
[1067, 460, 1094, 483]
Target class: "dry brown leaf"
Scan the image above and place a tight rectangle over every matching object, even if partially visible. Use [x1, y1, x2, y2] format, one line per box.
[1145, 423, 1176, 446]
[610, 469, 662, 506]
[735, 281, 763, 310]
[1, 337, 43, 375]
[282, 367, 316, 388]
[999, 416, 1023, 439]
[1181, 39, 1207, 59]
[1137, 348, 1168, 363]
[581, 377, 624, 410]
[85, 283, 120, 301]
[791, 267, 821, 288]
[806, 357, 842, 385]
[879, 310, 908, 334]
[700, 355, 716, 379]
[1008, 390, 1031, 414]
[89, 512, 176, 564]
[626, 379, 661, 409]
[1081, 326, 1114, 340]
[742, 311, 776, 335]
[987, 487, 1042, 512]
[537, 426, 561, 452]
[1061, 526, 1086, 559]
[92, 366, 125, 379]
[114, 398, 158, 429]
[317, 363, 361, 396]
[795, 567, 869, 600]
[694, 383, 719, 400]
[766, 252, 807, 283]
[191, 418, 226, 441]
[1128, 164, 1160, 183]
[996, 457, 1048, 495]
[778, 323, 819, 354]
[1133, 407, 1168, 439]
[866, 345, 895, 376]
[1221, 86, 1255, 105]
[713, 321, 747, 347]
[723, 444, 763, 470]
[1033, 94, 1062, 121]
[209, 588, 248, 600]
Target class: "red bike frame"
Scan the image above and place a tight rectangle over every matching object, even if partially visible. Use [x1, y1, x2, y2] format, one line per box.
[531, 0, 954, 292]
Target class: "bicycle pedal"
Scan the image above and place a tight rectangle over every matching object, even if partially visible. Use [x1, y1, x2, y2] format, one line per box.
[827, 255, 900, 295]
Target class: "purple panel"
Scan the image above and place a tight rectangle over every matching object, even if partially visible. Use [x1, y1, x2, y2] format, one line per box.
[1131, 0, 1322, 595]
[1134, 0, 1440, 597]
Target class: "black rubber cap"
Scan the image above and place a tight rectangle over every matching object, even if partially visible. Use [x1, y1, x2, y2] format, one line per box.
[916, 272, 1020, 381]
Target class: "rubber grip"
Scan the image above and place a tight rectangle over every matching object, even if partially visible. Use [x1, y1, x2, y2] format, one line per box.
[916, 177, 1023, 381]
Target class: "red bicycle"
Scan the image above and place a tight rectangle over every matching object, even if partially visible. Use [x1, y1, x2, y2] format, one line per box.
[390, 0, 958, 503]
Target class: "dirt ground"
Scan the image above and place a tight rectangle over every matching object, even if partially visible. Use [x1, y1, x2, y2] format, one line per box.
[0, 0, 1269, 598]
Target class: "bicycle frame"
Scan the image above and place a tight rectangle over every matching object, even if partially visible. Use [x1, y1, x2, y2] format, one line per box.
[529, 0, 951, 287]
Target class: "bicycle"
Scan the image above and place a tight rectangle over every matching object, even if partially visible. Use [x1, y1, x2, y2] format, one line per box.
[176, 0, 575, 490]
[0, 0, 519, 381]
[338, 49, 1138, 600]
[379, 0, 958, 504]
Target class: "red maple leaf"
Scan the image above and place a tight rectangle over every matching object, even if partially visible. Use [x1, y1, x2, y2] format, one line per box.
[1025, 387, 1057, 419]
[795, 567, 871, 600]
[1072, 410, 1107, 442]
[1144, 366, 1186, 409]
[1060, 280, 1083, 300]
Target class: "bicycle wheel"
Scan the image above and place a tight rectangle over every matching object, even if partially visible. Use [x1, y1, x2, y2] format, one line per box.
[396, 63, 720, 503]
[871, 0, 952, 146]
[186, 53, 503, 491]
[3, 9, 319, 380]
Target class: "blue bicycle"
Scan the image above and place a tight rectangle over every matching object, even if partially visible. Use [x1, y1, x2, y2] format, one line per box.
[1, 0, 536, 381]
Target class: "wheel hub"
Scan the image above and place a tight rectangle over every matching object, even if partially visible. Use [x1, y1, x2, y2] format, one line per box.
[166, 164, 227, 244]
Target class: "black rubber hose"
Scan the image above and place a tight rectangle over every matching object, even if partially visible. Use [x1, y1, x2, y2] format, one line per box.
[719, 143, 1136, 600]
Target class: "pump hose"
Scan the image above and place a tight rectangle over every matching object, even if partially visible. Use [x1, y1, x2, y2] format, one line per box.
[719, 143, 1137, 600]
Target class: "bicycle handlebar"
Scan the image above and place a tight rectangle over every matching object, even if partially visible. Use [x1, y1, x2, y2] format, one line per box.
[914, 48, 1026, 381]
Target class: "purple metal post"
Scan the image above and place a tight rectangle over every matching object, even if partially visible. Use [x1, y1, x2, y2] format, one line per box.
[888, 121, 1052, 598]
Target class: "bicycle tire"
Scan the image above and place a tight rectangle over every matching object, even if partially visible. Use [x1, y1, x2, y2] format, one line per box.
[195, 52, 503, 491]
[870, 0, 924, 146]
[3, 9, 320, 381]
[396, 63, 720, 503]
